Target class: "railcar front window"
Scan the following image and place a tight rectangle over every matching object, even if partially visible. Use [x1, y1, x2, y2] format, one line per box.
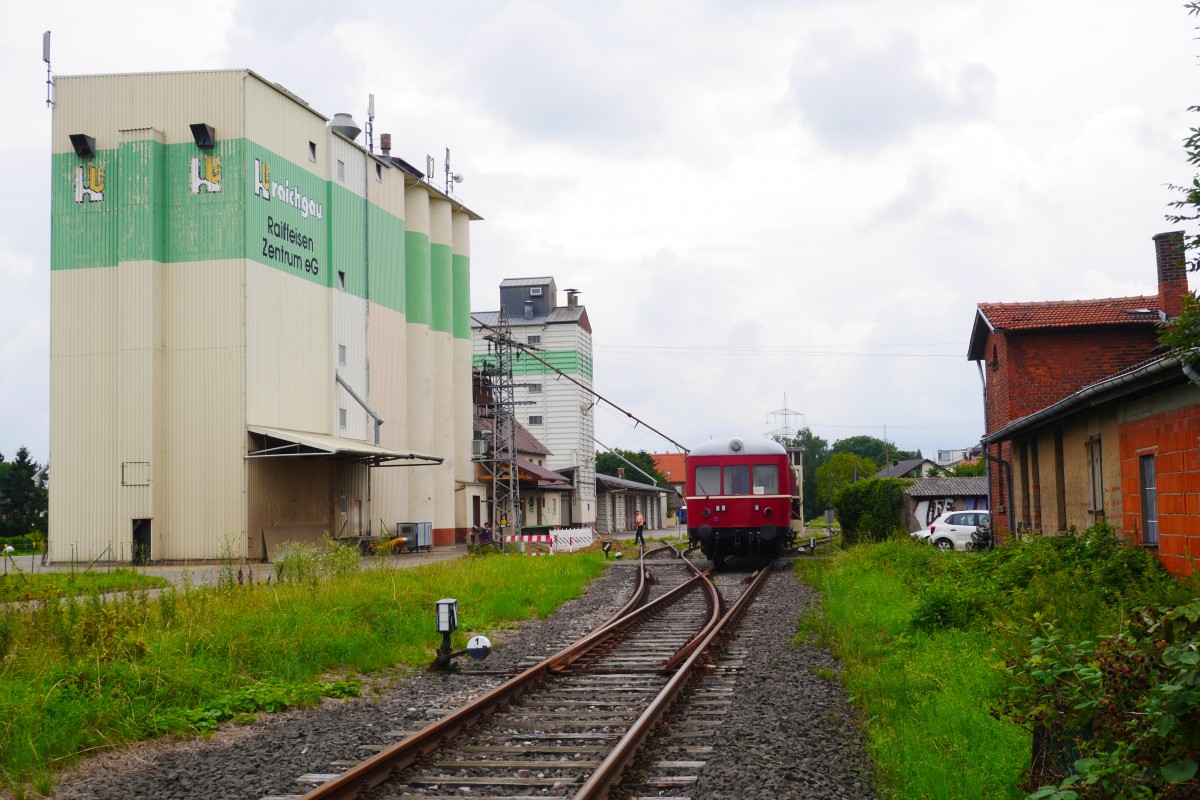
[753, 464, 779, 494]
[724, 465, 750, 495]
[695, 466, 720, 495]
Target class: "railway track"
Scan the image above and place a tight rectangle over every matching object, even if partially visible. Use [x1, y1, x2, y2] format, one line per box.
[277, 547, 771, 800]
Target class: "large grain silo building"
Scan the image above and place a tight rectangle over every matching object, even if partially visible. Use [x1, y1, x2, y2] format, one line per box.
[49, 69, 484, 562]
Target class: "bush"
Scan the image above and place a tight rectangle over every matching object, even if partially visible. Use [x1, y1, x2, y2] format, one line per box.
[1006, 600, 1200, 799]
[832, 477, 911, 545]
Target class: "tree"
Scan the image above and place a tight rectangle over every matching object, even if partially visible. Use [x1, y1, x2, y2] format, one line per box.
[831, 435, 919, 467]
[814, 452, 879, 510]
[0, 448, 48, 539]
[595, 449, 669, 489]
[1161, 3, 1200, 365]
[945, 458, 987, 477]
[773, 427, 828, 521]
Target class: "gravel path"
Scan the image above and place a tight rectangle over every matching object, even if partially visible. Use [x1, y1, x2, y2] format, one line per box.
[50, 558, 877, 800]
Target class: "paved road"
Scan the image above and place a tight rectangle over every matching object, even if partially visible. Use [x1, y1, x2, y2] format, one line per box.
[12, 525, 692, 589]
[6, 545, 472, 588]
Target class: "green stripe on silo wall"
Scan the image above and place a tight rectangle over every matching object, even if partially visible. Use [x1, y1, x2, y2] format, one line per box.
[329, 182, 365, 295]
[52, 140, 415, 311]
[430, 243, 452, 333]
[452, 254, 470, 340]
[405, 230, 431, 325]
[473, 350, 593, 379]
[370, 205, 406, 315]
[52, 139, 249, 269]
[244, 141, 329, 288]
[116, 139, 166, 263]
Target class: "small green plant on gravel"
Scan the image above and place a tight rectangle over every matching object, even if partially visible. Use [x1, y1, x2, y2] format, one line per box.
[217, 533, 240, 595]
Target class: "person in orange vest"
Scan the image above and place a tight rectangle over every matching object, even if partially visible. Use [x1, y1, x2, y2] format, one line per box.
[634, 510, 646, 547]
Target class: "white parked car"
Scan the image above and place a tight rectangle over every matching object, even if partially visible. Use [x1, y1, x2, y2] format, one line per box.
[914, 511, 992, 551]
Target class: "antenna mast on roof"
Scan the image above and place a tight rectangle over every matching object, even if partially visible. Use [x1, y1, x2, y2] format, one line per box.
[444, 147, 463, 196]
[42, 31, 54, 109]
[366, 93, 375, 153]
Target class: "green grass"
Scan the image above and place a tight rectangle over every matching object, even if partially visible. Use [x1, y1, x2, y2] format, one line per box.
[796, 527, 1195, 800]
[0, 569, 169, 602]
[0, 550, 608, 796]
[798, 543, 1028, 799]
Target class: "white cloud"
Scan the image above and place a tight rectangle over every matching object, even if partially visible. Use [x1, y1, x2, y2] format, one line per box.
[0, 0, 1197, 464]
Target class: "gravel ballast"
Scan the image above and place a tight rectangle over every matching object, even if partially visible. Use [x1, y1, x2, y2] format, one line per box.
[51, 558, 877, 800]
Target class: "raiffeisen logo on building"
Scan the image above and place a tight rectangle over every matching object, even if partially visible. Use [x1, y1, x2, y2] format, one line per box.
[252, 158, 323, 220]
[74, 164, 104, 203]
[190, 154, 222, 194]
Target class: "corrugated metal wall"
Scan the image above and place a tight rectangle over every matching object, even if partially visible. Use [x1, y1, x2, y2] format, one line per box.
[429, 197, 455, 540]
[405, 184, 435, 532]
[51, 70, 480, 561]
[452, 210, 474, 540]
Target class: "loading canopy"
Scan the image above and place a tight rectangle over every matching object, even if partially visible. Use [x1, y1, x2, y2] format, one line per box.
[247, 425, 443, 467]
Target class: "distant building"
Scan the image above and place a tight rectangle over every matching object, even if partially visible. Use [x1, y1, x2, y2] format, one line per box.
[471, 278, 596, 526]
[936, 446, 982, 467]
[649, 452, 687, 502]
[49, 69, 483, 562]
[595, 473, 669, 535]
[874, 458, 938, 479]
[903, 477, 989, 531]
[472, 369, 572, 533]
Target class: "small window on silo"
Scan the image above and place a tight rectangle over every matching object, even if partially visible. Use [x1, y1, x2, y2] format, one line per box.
[375, 163, 383, 181]
[339, 408, 347, 428]
[309, 141, 317, 161]
[337, 160, 345, 181]
[338, 345, 346, 366]
[338, 271, 346, 290]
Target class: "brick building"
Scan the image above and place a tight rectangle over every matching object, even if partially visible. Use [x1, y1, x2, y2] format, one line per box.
[968, 232, 1200, 576]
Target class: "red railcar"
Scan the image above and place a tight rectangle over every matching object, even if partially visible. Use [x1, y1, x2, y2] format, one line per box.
[685, 437, 802, 567]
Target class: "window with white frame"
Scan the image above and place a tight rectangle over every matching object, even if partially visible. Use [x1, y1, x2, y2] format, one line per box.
[1139, 454, 1159, 545]
[528, 335, 541, 345]
[528, 415, 543, 426]
[527, 383, 542, 394]
[339, 408, 347, 429]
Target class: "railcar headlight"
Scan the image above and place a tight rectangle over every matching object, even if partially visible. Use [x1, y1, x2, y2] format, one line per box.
[701, 508, 711, 518]
[764, 507, 774, 518]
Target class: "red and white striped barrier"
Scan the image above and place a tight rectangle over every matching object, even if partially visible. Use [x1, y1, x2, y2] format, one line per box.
[500, 528, 597, 555]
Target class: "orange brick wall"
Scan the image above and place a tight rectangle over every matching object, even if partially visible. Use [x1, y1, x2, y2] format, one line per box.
[1120, 403, 1200, 577]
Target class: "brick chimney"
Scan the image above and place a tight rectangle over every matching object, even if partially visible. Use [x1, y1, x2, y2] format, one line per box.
[1154, 230, 1188, 319]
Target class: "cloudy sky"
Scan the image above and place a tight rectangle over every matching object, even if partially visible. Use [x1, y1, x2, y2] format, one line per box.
[2, 0, 1198, 468]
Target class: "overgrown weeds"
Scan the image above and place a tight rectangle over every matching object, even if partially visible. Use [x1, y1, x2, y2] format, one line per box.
[798, 524, 1198, 800]
[0, 548, 606, 796]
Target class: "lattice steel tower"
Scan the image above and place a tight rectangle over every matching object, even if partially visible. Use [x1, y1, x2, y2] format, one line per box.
[477, 309, 522, 537]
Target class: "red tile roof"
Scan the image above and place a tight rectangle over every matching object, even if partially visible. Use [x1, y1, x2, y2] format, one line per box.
[978, 296, 1162, 331]
[650, 453, 687, 483]
[969, 296, 1163, 361]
